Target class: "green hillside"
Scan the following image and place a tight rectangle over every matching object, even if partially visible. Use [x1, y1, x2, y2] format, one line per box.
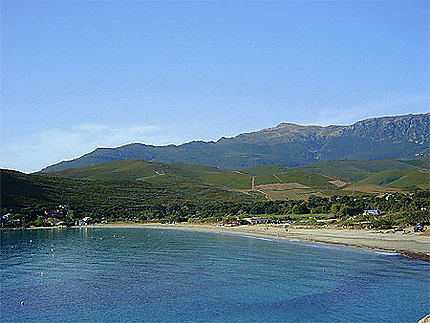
[251, 171, 338, 187]
[360, 169, 429, 189]
[186, 171, 251, 189]
[48, 159, 253, 189]
[45, 157, 430, 194]
[403, 155, 429, 170]
[297, 159, 424, 181]
[47, 159, 346, 190]
[240, 165, 291, 176]
[1, 169, 261, 215]
[3, 158, 428, 227]
[276, 171, 340, 188]
[47, 159, 221, 181]
[3, 168, 428, 229]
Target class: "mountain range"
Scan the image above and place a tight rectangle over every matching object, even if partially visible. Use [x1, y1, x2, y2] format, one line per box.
[41, 113, 429, 172]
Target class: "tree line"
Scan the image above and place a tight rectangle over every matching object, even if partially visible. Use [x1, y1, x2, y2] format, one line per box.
[2, 190, 428, 229]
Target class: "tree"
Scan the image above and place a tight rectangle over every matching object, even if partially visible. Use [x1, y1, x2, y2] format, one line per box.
[35, 216, 45, 227]
[330, 203, 341, 215]
[65, 210, 75, 226]
[292, 202, 309, 214]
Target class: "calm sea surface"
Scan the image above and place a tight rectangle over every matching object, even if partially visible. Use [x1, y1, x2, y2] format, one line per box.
[1, 227, 429, 322]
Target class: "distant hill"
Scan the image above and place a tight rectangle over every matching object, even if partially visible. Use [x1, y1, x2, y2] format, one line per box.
[40, 113, 429, 172]
[359, 169, 429, 190]
[403, 155, 430, 169]
[48, 159, 341, 191]
[295, 159, 427, 181]
[45, 156, 429, 201]
[47, 159, 251, 190]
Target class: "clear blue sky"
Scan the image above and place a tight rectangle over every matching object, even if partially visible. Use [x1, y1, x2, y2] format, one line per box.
[1, 1, 429, 172]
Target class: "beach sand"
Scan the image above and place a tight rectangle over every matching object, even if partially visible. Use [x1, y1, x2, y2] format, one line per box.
[88, 223, 430, 262]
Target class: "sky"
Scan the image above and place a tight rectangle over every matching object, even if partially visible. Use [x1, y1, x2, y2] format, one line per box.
[1, 1, 429, 173]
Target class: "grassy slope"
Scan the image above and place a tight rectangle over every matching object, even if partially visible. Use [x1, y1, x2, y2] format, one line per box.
[240, 157, 428, 179]
[49, 159, 253, 189]
[359, 169, 429, 189]
[41, 157, 429, 201]
[239, 165, 291, 176]
[47, 159, 221, 180]
[276, 171, 338, 188]
[403, 155, 429, 169]
[1, 169, 261, 213]
[296, 159, 424, 181]
[48, 160, 341, 190]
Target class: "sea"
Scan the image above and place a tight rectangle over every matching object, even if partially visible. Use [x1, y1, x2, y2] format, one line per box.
[1, 227, 429, 322]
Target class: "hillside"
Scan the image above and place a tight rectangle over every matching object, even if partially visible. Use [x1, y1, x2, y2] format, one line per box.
[295, 159, 426, 181]
[46, 159, 221, 181]
[3, 156, 428, 225]
[359, 169, 429, 190]
[1, 168, 263, 210]
[40, 113, 429, 172]
[47, 159, 344, 188]
[403, 155, 430, 169]
[44, 157, 429, 201]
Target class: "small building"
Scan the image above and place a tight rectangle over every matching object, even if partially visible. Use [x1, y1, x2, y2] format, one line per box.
[1, 213, 11, 221]
[78, 217, 93, 225]
[363, 210, 379, 215]
[242, 217, 269, 225]
[45, 209, 64, 218]
[59, 204, 70, 211]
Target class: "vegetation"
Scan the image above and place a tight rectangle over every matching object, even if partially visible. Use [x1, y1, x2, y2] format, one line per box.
[3, 153, 429, 228]
[0, 168, 262, 227]
[239, 165, 290, 176]
[45, 157, 429, 193]
[1, 168, 428, 229]
[296, 159, 427, 181]
[360, 169, 429, 189]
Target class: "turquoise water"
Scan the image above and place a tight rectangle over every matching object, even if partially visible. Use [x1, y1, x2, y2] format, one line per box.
[1, 228, 429, 322]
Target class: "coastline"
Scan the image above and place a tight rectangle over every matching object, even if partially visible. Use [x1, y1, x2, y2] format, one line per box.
[82, 223, 430, 262]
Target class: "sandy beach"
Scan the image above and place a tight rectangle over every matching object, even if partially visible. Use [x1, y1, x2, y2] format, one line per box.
[86, 223, 430, 262]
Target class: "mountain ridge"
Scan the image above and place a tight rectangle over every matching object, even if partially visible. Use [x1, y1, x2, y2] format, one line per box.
[219, 113, 429, 144]
[40, 113, 429, 173]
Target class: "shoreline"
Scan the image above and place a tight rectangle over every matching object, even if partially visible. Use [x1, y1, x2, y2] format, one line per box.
[83, 223, 430, 262]
[4, 223, 428, 262]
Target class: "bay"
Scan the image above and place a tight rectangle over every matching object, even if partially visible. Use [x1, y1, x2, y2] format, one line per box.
[1, 228, 429, 322]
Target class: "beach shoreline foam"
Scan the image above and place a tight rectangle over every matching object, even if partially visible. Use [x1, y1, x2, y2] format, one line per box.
[80, 223, 430, 262]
